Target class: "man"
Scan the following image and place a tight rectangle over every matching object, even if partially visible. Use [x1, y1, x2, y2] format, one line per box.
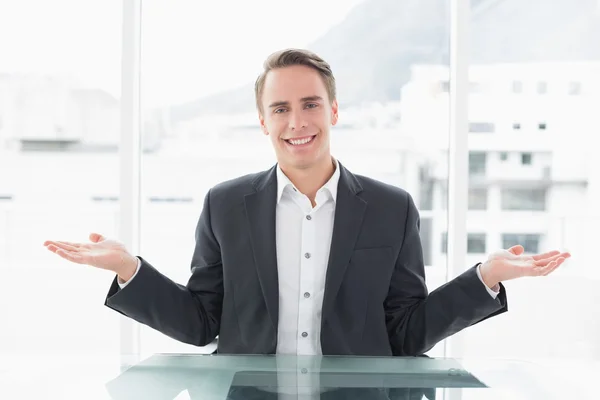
[44, 49, 570, 356]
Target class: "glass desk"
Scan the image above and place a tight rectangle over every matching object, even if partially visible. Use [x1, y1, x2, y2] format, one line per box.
[0, 354, 597, 399]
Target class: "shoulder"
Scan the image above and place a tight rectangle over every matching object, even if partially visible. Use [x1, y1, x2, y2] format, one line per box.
[353, 173, 413, 205]
[206, 167, 273, 205]
[208, 172, 260, 199]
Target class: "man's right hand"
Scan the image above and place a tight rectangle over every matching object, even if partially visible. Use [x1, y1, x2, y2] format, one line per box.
[44, 233, 138, 282]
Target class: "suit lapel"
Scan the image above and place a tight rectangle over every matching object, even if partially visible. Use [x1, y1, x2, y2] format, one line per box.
[242, 163, 367, 329]
[244, 166, 279, 331]
[322, 164, 367, 321]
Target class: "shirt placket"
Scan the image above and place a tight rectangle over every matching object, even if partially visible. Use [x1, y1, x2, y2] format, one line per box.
[294, 192, 316, 355]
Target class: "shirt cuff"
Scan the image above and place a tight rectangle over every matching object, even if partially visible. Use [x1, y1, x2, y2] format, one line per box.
[477, 263, 500, 298]
[117, 257, 141, 289]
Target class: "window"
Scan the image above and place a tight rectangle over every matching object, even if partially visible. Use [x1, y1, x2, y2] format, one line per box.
[568, 81, 581, 95]
[467, 0, 599, 373]
[441, 232, 448, 254]
[440, 80, 450, 92]
[500, 152, 508, 161]
[418, 166, 434, 211]
[467, 233, 486, 254]
[502, 234, 542, 254]
[521, 153, 533, 165]
[512, 80, 523, 93]
[536, 81, 547, 94]
[0, 2, 123, 357]
[148, 196, 194, 203]
[468, 188, 488, 210]
[91, 196, 119, 203]
[2, 0, 595, 377]
[501, 188, 546, 211]
[441, 232, 487, 254]
[469, 122, 495, 133]
[419, 217, 433, 266]
[469, 152, 487, 175]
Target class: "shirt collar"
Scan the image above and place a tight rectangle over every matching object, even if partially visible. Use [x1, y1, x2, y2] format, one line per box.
[276, 158, 340, 204]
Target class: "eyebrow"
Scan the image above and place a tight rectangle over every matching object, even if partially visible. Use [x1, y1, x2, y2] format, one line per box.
[268, 96, 324, 108]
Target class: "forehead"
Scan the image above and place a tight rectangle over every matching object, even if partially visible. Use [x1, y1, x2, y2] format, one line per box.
[262, 65, 329, 101]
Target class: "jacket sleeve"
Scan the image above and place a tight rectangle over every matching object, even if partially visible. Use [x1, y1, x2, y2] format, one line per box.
[385, 192, 508, 356]
[105, 188, 223, 346]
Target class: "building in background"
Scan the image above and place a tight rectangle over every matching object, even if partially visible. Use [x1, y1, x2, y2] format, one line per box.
[400, 62, 600, 279]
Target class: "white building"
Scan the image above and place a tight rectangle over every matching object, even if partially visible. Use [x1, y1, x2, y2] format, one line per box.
[0, 73, 167, 155]
[400, 62, 600, 279]
[400, 62, 600, 360]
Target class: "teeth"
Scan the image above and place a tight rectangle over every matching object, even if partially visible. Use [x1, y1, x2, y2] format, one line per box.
[289, 136, 313, 145]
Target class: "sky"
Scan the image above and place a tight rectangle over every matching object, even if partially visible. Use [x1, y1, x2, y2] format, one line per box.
[0, 0, 365, 108]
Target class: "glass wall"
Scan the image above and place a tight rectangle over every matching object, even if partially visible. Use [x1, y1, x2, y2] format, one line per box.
[3, 1, 596, 374]
[0, 0, 122, 355]
[459, 0, 600, 363]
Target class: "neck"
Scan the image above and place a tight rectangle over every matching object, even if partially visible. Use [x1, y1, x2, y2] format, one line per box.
[280, 156, 336, 203]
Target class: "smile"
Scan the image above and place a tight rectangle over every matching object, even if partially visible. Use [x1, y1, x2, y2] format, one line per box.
[284, 135, 317, 146]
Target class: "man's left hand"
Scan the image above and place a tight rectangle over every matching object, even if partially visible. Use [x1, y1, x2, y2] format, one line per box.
[479, 245, 571, 289]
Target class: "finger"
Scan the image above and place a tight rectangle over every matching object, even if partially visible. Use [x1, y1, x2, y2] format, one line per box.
[534, 252, 571, 267]
[541, 257, 565, 276]
[89, 233, 105, 243]
[542, 260, 562, 276]
[508, 245, 524, 255]
[535, 257, 565, 276]
[534, 261, 556, 276]
[56, 241, 83, 249]
[55, 248, 87, 264]
[531, 250, 560, 261]
[44, 241, 80, 252]
[45, 244, 60, 253]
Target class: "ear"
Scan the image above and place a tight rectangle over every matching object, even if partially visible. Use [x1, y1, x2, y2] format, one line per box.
[259, 112, 269, 136]
[331, 99, 339, 126]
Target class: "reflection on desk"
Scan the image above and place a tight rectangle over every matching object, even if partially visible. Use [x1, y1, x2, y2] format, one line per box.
[0, 354, 595, 399]
[102, 354, 591, 400]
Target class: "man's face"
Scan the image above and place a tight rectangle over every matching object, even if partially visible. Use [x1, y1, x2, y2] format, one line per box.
[259, 65, 338, 170]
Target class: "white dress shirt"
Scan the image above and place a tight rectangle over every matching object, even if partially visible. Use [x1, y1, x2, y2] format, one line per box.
[274, 160, 340, 355]
[119, 160, 499, 357]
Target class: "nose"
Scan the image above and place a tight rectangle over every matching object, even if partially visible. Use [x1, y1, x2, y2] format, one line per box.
[289, 109, 307, 131]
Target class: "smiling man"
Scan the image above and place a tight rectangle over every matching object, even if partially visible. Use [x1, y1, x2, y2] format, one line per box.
[45, 48, 570, 356]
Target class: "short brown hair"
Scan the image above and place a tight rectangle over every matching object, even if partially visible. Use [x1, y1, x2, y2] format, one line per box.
[254, 48, 336, 113]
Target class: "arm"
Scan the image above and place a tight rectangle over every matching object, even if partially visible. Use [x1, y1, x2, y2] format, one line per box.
[385, 193, 507, 356]
[104, 189, 223, 346]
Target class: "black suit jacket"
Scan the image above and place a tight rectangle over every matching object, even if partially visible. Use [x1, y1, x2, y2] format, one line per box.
[105, 162, 507, 356]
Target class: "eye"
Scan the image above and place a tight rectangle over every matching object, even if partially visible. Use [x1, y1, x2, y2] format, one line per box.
[305, 103, 318, 109]
[274, 108, 287, 114]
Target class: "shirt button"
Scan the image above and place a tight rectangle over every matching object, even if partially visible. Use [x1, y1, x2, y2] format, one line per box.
[304, 292, 310, 298]
[306, 215, 312, 220]
[301, 332, 308, 338]
[304, 253, 311, 259]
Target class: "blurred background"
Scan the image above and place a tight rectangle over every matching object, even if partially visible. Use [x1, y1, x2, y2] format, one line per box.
[0, 0, 599, 376]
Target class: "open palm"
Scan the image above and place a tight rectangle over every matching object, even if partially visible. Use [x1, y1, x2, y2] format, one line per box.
[481, 245, 571, 287]
[44, 233, 134, 273]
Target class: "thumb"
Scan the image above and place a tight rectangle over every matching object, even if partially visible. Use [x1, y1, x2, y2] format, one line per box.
[89, 232, 105, 243]
[508, 245, 524, 255]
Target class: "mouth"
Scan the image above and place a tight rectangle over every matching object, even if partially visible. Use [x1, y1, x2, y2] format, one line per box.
[283, 135, 317, 147]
